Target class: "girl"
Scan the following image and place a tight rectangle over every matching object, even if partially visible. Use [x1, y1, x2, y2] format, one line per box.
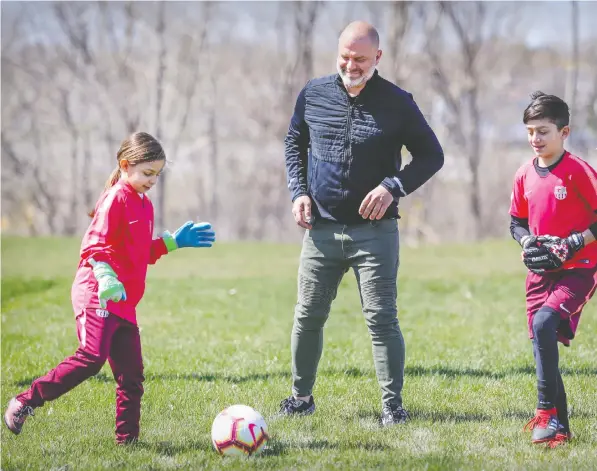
[4, 132, 216, 444]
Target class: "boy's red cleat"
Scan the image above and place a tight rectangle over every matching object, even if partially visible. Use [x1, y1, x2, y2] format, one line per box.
[4, 398, 35, 435]
[523, 408, 559, 443]
[548, 429, 573, 448]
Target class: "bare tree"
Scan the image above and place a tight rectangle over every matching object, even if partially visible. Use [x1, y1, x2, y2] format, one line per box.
[53, 1, 143, 223]
[281, 1, 324, 132]
[2, 0, 591, 242]
[221, 1, 325, 240]
[419, 2, 492, 239]
[154, 0, 168, 231]
[167, 8, 211, 146]
[566, 0, 580, 151]
[58, 88, 81, 235]
[585, 45, 597, 136]
[1, 7, 75, 235]
[386, 1, 413, 86]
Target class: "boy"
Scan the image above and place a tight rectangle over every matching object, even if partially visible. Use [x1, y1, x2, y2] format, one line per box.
[509, 91, 597, 447]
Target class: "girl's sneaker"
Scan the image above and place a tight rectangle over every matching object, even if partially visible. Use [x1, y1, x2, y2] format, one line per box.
[4, 398, 35, 435]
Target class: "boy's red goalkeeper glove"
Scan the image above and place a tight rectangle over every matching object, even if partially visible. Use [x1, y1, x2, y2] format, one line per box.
[522, 233, 584, 274]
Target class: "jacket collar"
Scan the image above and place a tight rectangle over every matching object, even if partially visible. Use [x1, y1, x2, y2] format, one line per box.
[115, 179, 143, 200]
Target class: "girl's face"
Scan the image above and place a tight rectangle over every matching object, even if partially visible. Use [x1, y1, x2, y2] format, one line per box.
[121, 160, 165, 193]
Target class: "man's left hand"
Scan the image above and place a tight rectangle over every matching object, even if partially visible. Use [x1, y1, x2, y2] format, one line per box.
[359, 186, 393, 220]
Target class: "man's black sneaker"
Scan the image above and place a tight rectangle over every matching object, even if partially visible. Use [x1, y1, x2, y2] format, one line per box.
[381, 403, 409, 426]
[279, 396, 315, 416]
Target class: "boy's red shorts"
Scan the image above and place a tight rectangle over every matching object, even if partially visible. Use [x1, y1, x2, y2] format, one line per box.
[526, 266, 597, 346]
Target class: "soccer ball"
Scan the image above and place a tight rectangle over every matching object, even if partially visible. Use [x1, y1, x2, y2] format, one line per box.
[211, 404, 269, 456]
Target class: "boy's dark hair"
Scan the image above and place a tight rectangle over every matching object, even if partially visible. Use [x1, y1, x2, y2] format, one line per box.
[523, 91, 570, 129]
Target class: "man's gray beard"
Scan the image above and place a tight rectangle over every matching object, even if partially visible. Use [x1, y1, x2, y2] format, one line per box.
[337, 64, 377, 88]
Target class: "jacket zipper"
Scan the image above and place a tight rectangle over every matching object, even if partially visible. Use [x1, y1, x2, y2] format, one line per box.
[344, 97, 354, 198]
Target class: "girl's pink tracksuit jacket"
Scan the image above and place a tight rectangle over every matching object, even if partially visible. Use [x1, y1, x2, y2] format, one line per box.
[72, 180, 168, 324]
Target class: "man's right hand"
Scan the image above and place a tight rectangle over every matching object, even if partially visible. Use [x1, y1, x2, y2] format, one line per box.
[292, 195, 313, 229]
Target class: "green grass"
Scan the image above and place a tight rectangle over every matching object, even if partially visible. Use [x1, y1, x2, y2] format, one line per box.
[1, 236, 596, 470]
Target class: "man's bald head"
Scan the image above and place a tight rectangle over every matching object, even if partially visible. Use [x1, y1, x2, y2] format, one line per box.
[336, 21, 381, 91]
[339, 21, 379, 50]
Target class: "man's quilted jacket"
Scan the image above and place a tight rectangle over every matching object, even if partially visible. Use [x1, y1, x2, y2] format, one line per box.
[285, 71, 444, 224]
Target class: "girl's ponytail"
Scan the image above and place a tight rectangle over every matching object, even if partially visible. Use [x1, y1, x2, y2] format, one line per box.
[88, 166, 122, 217]
[105, 166, 121, 190]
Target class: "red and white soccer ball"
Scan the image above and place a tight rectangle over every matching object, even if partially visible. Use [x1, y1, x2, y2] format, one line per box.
[211, 404, 269, 457]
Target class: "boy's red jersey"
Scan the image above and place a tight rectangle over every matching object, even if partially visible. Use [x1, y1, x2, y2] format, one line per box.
[509, 152, 597, 270]
[71, 180, 168, 324]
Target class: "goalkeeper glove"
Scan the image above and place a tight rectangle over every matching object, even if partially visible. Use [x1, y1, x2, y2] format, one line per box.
[537, 232, 584, 263]
[523, 232, 584, 274]
[89, 258, 127, 309]
[162, 221, 216, 252]
[520, 235, 538, 250]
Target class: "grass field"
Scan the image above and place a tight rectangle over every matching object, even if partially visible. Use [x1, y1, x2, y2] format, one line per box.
[1, 236, 596, 470]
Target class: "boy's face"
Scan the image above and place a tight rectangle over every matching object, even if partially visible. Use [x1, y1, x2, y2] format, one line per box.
[525, 119, 569, 159]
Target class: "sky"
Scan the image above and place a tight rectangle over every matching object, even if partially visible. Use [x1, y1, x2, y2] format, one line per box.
[516, 1, 597, 47]
[219, 1, 597, 49]
[2, 1, 597, 51]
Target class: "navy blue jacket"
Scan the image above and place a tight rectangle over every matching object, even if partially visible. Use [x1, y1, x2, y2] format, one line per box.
[285, 71, 444, 224]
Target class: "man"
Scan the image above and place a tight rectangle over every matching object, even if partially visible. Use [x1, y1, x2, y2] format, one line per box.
[280, 21, 444, 426]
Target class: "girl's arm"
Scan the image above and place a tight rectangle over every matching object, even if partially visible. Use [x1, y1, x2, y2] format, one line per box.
[149, 221, 215, 264]
[149, 238, 169, 265]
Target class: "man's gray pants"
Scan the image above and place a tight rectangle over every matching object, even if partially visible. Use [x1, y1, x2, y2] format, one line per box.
[291, 218, 405, 406]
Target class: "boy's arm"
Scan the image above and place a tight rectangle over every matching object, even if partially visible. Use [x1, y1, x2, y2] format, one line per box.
[510, 215, 531, 245]
[508, 170, 532, 248]
[575, 160, 597, 246]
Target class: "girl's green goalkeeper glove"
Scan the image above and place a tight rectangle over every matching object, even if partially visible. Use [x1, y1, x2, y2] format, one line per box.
[89, 258, 127, 309]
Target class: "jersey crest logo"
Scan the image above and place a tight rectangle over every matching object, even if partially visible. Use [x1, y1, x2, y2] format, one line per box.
[554, 186, 567, 200]
[95, 309, 110, 318]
